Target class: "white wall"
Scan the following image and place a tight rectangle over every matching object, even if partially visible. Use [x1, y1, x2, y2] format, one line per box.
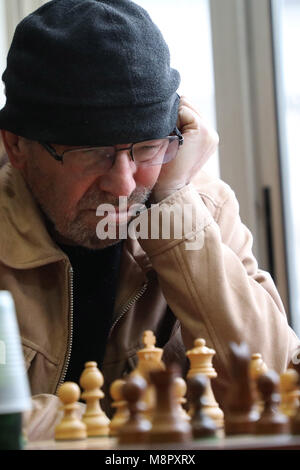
[0, 0, 8, 109]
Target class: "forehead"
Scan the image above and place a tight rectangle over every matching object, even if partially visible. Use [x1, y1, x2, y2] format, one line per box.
[53, 142, 134, 151]
[52, 138, 167, 153]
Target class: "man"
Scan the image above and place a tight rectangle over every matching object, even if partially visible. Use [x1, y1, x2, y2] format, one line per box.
[0, 0, 299, 441]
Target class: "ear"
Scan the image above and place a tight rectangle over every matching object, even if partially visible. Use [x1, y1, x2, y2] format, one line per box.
[1, 130, 29, 169]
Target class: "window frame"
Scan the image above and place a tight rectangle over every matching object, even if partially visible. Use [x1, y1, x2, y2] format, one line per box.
[209, 0, 290, 321]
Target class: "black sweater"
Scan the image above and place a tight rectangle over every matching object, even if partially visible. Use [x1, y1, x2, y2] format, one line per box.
[59, 242, 123, 383]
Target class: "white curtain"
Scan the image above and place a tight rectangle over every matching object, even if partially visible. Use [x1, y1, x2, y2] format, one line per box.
[4, 0, 48, 45]
[0, 0, 48, 134]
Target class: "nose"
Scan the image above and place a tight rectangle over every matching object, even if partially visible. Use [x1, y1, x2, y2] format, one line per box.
[96, 149, 137, 197]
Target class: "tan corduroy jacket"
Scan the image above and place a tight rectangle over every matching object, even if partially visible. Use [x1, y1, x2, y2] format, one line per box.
[0, 162, 299, 441]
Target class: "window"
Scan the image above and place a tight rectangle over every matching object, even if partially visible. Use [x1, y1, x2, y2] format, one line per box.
[272, 0, 300, 335]
[0, 0, 7, 110]
[0, 0, 48, 109]
[133, 0, 219, 177]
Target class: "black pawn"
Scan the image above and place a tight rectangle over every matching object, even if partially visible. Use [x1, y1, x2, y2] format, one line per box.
[255, 370, 289, 435]
[224, 342, 258, 435]
[149, 365, 192, 443]
[188, 374, 217, 439]
[118, 375, 151, 444]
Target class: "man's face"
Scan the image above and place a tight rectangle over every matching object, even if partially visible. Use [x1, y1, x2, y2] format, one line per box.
[21, 140, 161, 249]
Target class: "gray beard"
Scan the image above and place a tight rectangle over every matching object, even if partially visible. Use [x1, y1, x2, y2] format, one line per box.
[30, 182, 151, 250]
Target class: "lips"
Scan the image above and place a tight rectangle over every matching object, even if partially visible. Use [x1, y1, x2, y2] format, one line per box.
[105, 210, 131, 225]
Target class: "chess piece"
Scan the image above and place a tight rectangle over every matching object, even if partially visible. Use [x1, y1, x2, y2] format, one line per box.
[109, 379, 130, 436]
[249, 353, 268, 413]
[186, 338, 224, 428]
[279, 369, 299, 417]
[55, 382, 87, 440]
[187, 374, 217, 439]
[249, 353, 268, 377]
[290, 370, 300, 434]
[174, 377, 191, 422]
[255, 370, 289, 435]
[130, 330, 165, 419]
[118, 375, 151, 444]
[80, 361, 110, 437]
[148, 365, 192, 443]
[135, 331, 165, 375]
[224, 342, 259, 435]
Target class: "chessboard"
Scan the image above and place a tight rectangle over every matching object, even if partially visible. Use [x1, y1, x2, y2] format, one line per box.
[24, 332, 300, 451]
[25, 433, 300, 451]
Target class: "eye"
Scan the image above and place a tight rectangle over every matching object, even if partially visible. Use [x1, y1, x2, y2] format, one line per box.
[82, 148, 114, 159]
[141, 144, 161, 152]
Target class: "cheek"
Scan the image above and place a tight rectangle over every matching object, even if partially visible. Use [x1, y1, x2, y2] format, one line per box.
[66, 176, 91, 201]
[50, 172, 95, 214]
[135, 166, 162, 188]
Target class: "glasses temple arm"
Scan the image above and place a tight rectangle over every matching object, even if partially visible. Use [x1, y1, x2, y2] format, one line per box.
[174, 127, 184, 145]
[39, 142, 63, 162]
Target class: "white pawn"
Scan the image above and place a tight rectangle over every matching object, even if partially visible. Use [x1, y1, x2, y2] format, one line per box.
[250, 353, 268, 413]
[174, 376, 191, 422]
[55, 382, 87, 441]
[109, 379, 130, 436]
[80, 361, 110, 436]
[280, 369, 299, 417]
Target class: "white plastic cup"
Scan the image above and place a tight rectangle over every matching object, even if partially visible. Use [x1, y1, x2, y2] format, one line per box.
[0, 291, 31, 414]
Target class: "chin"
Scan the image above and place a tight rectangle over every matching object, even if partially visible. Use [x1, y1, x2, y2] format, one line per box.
[67, 225, 124, 250]
[53, 211, 128, 250]
[81, 237, 123, 250]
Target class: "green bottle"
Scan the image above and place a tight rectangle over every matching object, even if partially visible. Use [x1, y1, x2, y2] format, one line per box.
[0, 291, 31, 450]
[0, 413, 23, 450]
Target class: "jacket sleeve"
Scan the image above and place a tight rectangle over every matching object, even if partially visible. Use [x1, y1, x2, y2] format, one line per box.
[23, 394, 85, 442]
[139, 183, 300, 381]
[23, 394, 61, 442]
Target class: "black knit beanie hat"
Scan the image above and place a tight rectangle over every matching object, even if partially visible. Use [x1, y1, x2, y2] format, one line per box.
[0, 0, 180, 145]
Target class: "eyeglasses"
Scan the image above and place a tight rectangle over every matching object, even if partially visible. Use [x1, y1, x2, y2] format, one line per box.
[39, 127, 183, 174]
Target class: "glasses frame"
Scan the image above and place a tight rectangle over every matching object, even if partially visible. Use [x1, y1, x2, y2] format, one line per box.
[39, 127, 184, 166]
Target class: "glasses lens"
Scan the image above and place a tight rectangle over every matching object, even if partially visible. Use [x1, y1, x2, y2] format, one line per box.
[161, 137, 180, 164]
[133, 137, 179, 167]
[63, 147, 115, 173]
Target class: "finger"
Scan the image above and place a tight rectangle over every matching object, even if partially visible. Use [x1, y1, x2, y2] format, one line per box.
[177, 104, 203, 132]
[178, 96, 203, 119]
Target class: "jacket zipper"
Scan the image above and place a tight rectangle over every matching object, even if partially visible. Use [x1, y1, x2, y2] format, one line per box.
[57, 265, 74, 391]
[56, 269, 147, 391]
[108, 281, 148, 339]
